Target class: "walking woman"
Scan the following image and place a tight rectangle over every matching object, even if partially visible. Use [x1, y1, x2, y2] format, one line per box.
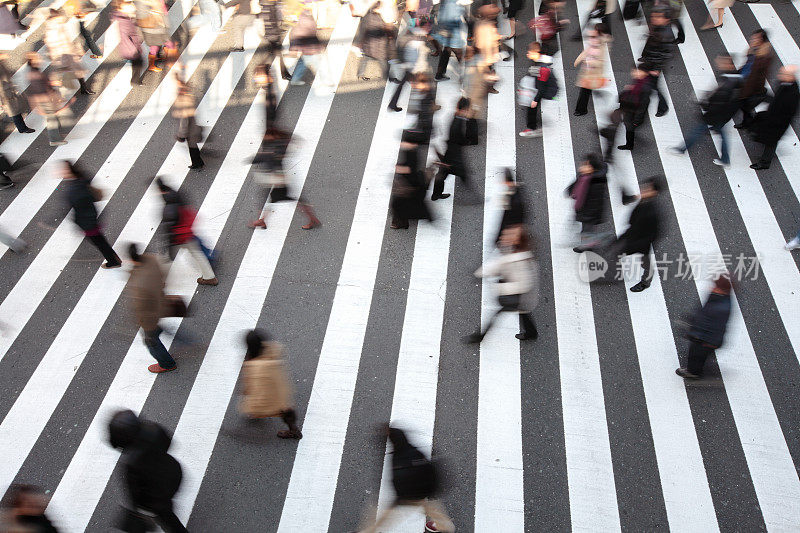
[249, 127, 321, 230]
[43, 8, 95, 95]
[240, 329, 303, 439]
[432, 0, 467, 81]
[173, 78, 204, 170]
[0, 53, 33, 133]
[701, 0, 732, 30]
[134, 0, 168, 72]
[61, 161, 122, 269]
[26, 53, 68, 146]
[355, 1, 391, 81]
[112, 0, 145, 86]
[465, 224, 539, 343]
[573, 27, 608, 116]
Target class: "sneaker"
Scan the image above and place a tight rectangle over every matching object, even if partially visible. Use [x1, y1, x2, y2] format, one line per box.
[197, 277, 219, 286]
[712, 158, 729, 168]
[785, 238, 800, 250]
[49, 140, 67, 146]
[148, 363, 177, 373]
[519, 129, 542, 137]
[675, 367, 700, 379]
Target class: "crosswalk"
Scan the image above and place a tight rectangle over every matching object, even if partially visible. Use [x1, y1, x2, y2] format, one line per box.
[1, 0, 800, 530]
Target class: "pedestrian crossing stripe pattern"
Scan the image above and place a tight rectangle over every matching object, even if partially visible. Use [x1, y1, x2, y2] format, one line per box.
[0, 0, 799, 530]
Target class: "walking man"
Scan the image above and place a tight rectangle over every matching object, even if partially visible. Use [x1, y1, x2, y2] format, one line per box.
[676, 275, 732, 379]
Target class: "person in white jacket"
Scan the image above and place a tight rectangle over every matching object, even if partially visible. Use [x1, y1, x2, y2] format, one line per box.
[465, 224, 539, 343]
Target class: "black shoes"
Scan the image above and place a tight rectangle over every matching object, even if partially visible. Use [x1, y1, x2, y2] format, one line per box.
[464, 332, 483, 344]
[430, 193, 451, 201]
[388, 104, 402, 112]
[630, 280, 650, 292]
[676, 367, 700, 379]
[617, 144, 633, 151]
[750, 162, 769, 170]
[434, 75, 449, 81]
[574, 110, 587, 116]
[655, 109, 668, 117]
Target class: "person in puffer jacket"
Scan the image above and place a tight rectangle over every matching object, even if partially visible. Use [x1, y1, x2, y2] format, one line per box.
[676, 275, 732, 379]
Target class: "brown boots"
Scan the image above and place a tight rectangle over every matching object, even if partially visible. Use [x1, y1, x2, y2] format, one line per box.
[147, 53, 162, 73]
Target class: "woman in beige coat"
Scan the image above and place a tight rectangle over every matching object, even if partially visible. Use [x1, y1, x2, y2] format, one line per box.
[573, 30, 608, 116]
[240, 329, 302, 439]
[43, 9, 95, 95]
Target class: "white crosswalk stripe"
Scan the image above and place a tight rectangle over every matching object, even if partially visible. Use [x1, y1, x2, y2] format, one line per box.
[0, 3, 798, 532]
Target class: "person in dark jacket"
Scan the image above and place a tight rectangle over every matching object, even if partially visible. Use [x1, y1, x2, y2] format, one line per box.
[108, 410, 187, 533]
[259, 0, 291, 80]
[431, 97, 475, 200]
[496, 168, 527, 243]
[673, 55, 740, 167]
[62, 161, 122, 269]
[355, 2, 391, 81]
[0, 53, 34, 134]
[600, 67, 653, 157]
[1, 484, 59, 532]
[391, 130, 433, 229]
[360, 425, 454, 533]
[638, 8, 674, 116]
[410, 72, 436, 139]
[603, 176, 661, 292]
[734, 29, 773, 130]
[676, 275, 732, 379]
[569, 153, 609, 252]
[749, 65, 800, 170]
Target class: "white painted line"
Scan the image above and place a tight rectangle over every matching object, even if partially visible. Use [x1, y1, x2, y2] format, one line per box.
[473, 40, 524, 533]
[0, 6, 230, 368]
[374, 70, 457, 533]
[48, 31, 287, 530]
[276, 12, 410, 531]
[581, 5, 719, 529]
[543, 31, 621, 532]
[631, 13, 800, 530]
[0, 21, 256, 502]
[173, 6, 363, 525]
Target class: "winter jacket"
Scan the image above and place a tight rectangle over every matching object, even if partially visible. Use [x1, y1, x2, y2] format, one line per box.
[739, 44, 773, 99]
[619, 75, 653, 128]
[357, 10, 390, 60]
[619, 197, 659, 255]
[689, 292, 731, 348]
[160, 190, 195, 246]
[752, 81, 800, 146]
[700, 73, 741, 127]
[66, 177, 101, 233]
[239, 342, 294, 418]
[574, 37, 608, 90]
[568, 163, 607, 226]
[475, 250, 540, 312]
[640, 23, 674, 71]
[128, 253, 166, 332]
[389, 428, 438, 502]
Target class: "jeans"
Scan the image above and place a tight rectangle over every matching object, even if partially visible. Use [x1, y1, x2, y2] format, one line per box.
[291, 54, 320, 84]
[144, 327, 176, 369]
[681, 121, 729, 165]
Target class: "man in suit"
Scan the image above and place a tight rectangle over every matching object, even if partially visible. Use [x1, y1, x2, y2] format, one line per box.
[431, 97, 477, 201]
[749, 65, 800, 170]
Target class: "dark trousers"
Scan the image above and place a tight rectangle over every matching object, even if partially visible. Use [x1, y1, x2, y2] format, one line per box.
[655, 85, 668, 114]
[87, 233, 120, 265]
[130, 55, 144, 84]
[436, 47, 462, 78]
[144, 327, 176, 369]
[607, 238, 652, 284]
[687, 340, 714, 376]
[758, 142, 777, 167]
[432, 163, 469, 197]
[526, 103, 540, 130]
[188, 144, 204, 167]
[737, 96, 762, 128]
[479, 308, 538, 339]
[575, 87, 591, 114]
[389, 69, 412, 109]
[79, 21, 102, 56]
[673, 18, 684, 42]
[266, 41, 290, 79]
[11, 113, 28, 132]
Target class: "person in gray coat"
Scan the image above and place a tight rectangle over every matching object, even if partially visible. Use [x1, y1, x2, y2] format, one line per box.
[0, 54, 33, 133]
[676, 275, 732, 379]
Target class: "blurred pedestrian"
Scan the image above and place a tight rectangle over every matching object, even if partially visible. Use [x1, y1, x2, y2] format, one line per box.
[533, 0, 568, 57]
[225, 0, 255, 51]
[734, 29, 772, 130]
[108, 410, 187, 533]
[409, 71, 436, 138]
[602, 176, 661, 292]
[359, 425, 454, 533]
[0, 53, 34, 133]
[66, 0, 104, 58]
[134, 0, 168, 73]
[43, 8, 95, 95]
[571, 0, 613, 40]
[199, 0, 223, 33]
[672, 55, 740, 167]
[474, 4, 503, 92]
[254, 63, 279, 131]
[112, 0, 145, 86]
[388, 22, 430, 112]
[431, 96, 475, 201]
[26, 53, 68, 146]
[155, 177, 219, 285]
[572, 26, 608, 116]
[390, 130, 432, 229]
[61, 161, 122, 269]
[173, 77, 204, 170]
[600, 66, 652, 155]
[638, 8, 674, 116]
[700, 0, 731, 30]
[750, 65, 799, 170]
[0, 227, 25, 251]
[126, 243, 178, 373]
[518, 42, 557, 138]
[240, 329, 303, 439]
[288, 9, 325, 86]
[496, 168, 527, 243]
[355, 1, 392, 81]
[569, 153, 610, 252]
[466, 224, 539, 343]
[676, 275, 732, 379]
[259, 0, 291, 80]
[431, 0, 467, 81]
[1, 484, 59, 533]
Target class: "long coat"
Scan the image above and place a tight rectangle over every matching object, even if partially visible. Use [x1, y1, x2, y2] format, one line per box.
[619, 197, 659, 255]
[568, 164, 607, 226]
[65, 177, 101, 233]
[128, 253, 167, 332]
[113, 10, 144, 60]
[739, 44, 773, 99]
[239, 342, 294, 418]
[357, 10, 389, 60]
[752, 81, 800, 146]
[0, 61, 25, 116]
[475, 250, 540, 313]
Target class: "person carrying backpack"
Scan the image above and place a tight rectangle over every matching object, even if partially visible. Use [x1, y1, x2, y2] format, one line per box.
[359, 426, 454, 533]
[518, 42, 558, 138]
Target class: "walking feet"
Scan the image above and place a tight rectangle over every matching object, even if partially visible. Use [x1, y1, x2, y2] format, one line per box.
[148, 363, 177, 373]
[249, 218, 267, 229]
[197, 277, 219, 286]
[629, 280, 650, 292]
[277, 429, 303, 439]
[430, 193, 451, 201]
[675, 367, 700, 379]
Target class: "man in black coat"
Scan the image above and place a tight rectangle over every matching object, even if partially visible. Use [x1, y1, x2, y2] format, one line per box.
[431, 97, 477, 200]
[604, 177, 661, 292]
[676, 275, 732, 379]
[62, 161, 122, 269]
[750, 65, 800, 170]
[361, 426, 454, 533]
[673, 55, 740, 167]
[639, 8, 675, 116]
[601, 67, 653, 157]
[108, 410, 187, 533]
[496, 168, 527, 243]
